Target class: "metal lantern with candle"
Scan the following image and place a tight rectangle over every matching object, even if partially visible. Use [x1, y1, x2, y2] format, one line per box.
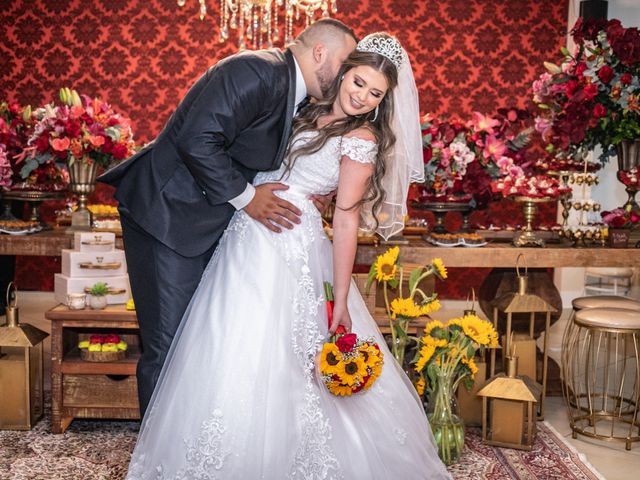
[489, 254, 556, 419]
[0, 283, 49, 430]
[478, 353, 542, 450]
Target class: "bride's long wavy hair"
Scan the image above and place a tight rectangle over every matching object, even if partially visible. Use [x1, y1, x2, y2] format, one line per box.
[283, 49, 398, 228]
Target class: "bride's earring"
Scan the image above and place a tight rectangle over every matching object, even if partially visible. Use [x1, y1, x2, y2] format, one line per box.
[371, 106, 379, 122]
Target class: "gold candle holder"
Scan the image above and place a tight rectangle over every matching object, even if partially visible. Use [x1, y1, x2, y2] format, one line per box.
[512, 196, 554, 248]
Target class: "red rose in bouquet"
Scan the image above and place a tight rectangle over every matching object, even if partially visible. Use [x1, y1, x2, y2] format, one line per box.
[336, 333, 357, 353]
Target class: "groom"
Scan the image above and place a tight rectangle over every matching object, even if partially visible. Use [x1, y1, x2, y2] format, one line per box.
[98, 19, 357, 417]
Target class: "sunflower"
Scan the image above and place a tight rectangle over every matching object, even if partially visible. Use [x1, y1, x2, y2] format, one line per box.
[338, 356, 368, 387]
[432, 258, 448, 279]
[459, 314, 498, 347]
[327, 381, 354, 396]
[461, 356, 479, 376]
[423, 319, 445, 337]
[414, 342, 437, 372]
[319, 343, 343, 375]
[373, 246, 400, 282]
[414, 377, 426, 396]
[358, 343, 383, 369]
[390, 297, 423, 319]
[420, 298, 441, 316]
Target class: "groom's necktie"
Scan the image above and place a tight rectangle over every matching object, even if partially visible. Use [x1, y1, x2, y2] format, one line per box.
[294, 96, 310, 117]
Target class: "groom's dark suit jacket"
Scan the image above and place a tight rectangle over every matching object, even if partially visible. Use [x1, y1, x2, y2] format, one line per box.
[98, 49, 296, 257]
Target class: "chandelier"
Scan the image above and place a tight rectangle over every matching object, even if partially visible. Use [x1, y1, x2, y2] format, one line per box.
[178, 0, 338, 50]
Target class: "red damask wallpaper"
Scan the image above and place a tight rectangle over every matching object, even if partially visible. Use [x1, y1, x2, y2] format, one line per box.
[1, 0, 569, 297]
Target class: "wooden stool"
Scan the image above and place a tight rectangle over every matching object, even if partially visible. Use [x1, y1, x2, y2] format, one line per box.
[562, 307, 640, 450]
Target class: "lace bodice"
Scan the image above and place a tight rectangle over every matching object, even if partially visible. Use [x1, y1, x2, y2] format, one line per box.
[253, 132, 378, 196]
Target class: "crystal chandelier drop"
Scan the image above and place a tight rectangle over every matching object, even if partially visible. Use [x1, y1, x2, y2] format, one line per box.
[178, 0, 338, 50]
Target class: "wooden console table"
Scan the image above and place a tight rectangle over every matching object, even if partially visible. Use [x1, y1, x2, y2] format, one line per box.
[355, 240, 640, 268]
[2, 229, 637, 267]
[45, 304, 140, 433]
[0, 228, 123, 256]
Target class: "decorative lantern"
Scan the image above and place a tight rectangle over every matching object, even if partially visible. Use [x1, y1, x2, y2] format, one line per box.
[478, 355, 542, 450]
[489, 255, 556, 419]
[0, 283, 48, 430]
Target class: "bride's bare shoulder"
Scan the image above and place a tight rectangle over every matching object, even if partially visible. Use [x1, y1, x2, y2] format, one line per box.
[343, 126, 377, 144]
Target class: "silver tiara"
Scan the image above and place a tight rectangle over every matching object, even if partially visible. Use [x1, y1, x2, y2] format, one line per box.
[356, 34, 404, 70]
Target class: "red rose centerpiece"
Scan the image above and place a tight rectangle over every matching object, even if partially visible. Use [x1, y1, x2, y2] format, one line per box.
[21, 88, 136, 227]
[532, 18, 640, 163]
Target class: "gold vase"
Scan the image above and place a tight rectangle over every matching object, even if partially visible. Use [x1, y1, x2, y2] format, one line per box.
[66, 159, 98, 232]
[616, 140, 640, 211]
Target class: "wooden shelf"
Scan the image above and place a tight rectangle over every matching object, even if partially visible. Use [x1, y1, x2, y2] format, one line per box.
[61, 347, 140, 375]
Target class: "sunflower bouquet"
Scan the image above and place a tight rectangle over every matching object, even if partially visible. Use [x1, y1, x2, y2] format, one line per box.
[318, 331, 384, 397]
[366, 246, 447, 367]
[413, 314, 498, 465]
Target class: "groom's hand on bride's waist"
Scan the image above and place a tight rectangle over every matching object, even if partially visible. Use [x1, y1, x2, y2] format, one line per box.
[244, 183, 302, 233]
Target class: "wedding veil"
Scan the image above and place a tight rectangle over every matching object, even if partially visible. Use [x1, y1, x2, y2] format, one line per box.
[358, 34, 424, 240]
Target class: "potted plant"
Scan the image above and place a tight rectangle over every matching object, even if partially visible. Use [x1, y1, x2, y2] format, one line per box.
[88, 282, 109, 309]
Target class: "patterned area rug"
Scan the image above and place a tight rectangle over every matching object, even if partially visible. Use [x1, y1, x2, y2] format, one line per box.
[0, 411, 604, 480]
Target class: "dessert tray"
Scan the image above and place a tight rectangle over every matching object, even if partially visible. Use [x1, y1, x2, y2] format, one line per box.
[0, 220, 43, 235]
[427, 233, 488, 248]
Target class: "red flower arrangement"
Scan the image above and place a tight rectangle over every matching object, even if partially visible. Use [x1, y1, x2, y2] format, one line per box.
[420, 109, 532, 207]
[618, 166, 640, 189]
[601, 207, 640, 229]
[532, 18, 640, 162]
[19, 88, 136, 182]
[1, 101, 70, 191]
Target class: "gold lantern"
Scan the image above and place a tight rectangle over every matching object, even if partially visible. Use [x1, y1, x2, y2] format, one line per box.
[478, 356, 542, 450]
[489, 255, 556, 419]
[0, 283, 48, 430]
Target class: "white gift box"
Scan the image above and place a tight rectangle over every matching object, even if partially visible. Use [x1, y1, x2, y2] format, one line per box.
[54, 273, 130, 305]
[73, 232, 116, 252]
[61, 249, 127, 277]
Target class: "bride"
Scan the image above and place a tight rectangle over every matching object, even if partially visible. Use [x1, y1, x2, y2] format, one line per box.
[126, 33, 451, 480]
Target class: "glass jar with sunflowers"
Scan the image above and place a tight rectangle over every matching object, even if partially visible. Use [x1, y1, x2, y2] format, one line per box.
[366, 246, 448, 368]
[414, 315, 499, 465]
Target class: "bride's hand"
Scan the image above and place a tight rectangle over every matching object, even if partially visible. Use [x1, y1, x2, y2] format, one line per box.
[309, 190, 336, 215]
[329, 302, 352, 335]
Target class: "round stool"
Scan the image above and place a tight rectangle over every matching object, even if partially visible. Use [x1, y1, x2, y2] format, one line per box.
[584, 267, 634, 296]
[571, 295, 640, 311]
[562, 307, 640, 450]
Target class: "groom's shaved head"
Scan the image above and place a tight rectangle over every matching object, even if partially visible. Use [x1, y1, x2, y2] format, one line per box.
[295, 18, 358, 48]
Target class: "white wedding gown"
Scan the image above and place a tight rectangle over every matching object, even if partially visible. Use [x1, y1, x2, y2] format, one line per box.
[126, 132, 451, 480]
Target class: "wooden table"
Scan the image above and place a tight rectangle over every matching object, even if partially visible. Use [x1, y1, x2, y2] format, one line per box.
[0, 228, 123, 256]
[355, 240, 640, 267]
[2, 229, 636, 266]
[45, 304, 140, 433]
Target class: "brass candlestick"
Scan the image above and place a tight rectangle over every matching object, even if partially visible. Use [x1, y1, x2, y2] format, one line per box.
[512, 196, 553, 248]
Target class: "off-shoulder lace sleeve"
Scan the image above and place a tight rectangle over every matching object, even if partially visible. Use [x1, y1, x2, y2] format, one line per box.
[340, 136, 378, 164]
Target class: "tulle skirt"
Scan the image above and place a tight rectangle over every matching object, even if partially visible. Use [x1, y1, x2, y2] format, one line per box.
[126, 193, 451, 479]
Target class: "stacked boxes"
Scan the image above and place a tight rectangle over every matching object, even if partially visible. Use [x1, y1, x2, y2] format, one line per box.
[55, 232, 130, 306]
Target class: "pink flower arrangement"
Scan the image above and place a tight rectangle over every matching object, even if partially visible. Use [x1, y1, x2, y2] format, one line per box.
[601, 207, 640, 229]
[420, 109, 532, 207]
[19, 88, 136, 181]
[532, 18, 640, 162]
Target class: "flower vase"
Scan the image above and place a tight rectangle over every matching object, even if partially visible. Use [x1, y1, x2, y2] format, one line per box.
[427, 372, 465, 465]
[67, 159, 98, 232]
[616, 140, 640, 212]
